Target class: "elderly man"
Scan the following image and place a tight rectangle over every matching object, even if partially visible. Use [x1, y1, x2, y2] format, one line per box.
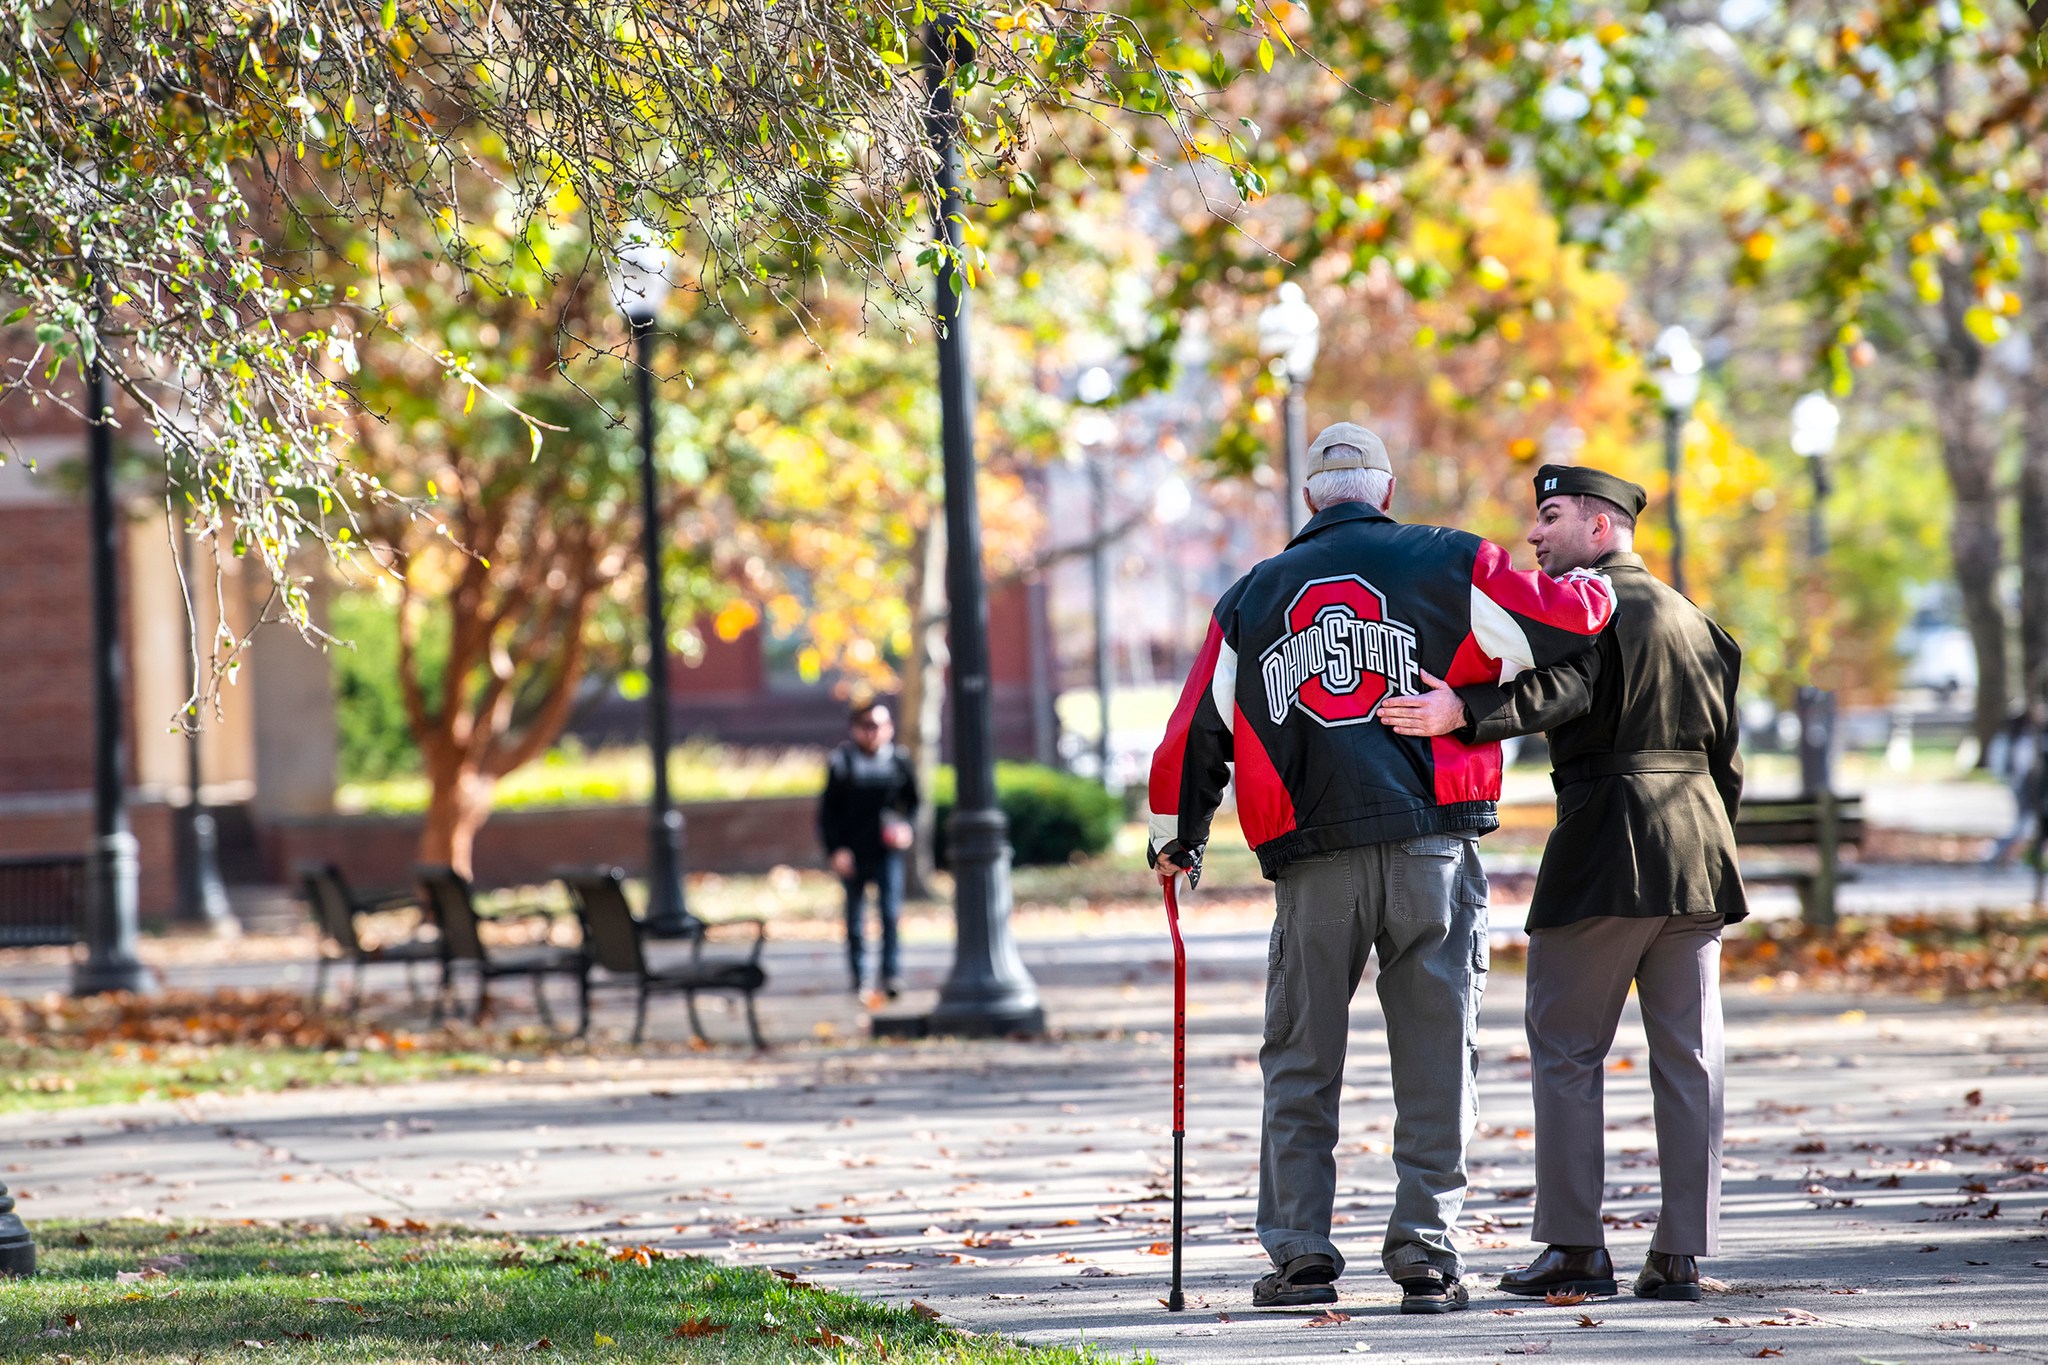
[1148, 426, 1616, 1314]
[1381, 464, 1746, 1302]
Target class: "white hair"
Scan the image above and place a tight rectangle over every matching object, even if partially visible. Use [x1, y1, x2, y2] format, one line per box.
[1305, 458, 1393, 512]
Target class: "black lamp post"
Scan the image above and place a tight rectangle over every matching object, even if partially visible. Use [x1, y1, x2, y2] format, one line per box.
[1652, 325, 1703, 598]
[73, 287, 150, 997]
[164, 381, 238, 937]
[1791, 389, 1843, 930]
[174, 525, 236, 936]
[914, 18, 1043, 1037]
[1258, 282, 1320, 535]
[0, 1181, 30, 1277]
[608, 222, 697, 939]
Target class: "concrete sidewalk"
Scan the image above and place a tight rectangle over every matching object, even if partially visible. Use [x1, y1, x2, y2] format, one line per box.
[7, 919, 2048, 1363]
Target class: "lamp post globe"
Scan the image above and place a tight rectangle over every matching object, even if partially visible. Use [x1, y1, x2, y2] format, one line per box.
[607, 219, 696, 938]
[1651, 324, 1703, 597]
[1257, 282, 1321, 534]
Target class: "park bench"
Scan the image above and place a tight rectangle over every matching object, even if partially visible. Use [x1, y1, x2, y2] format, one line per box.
[0, 854, 86, 949]
[295, 862, 441, 1014]
[1735, 793, 1866, 927]
[415, 864, 589, 1029]
[556, 866, 768, 1048]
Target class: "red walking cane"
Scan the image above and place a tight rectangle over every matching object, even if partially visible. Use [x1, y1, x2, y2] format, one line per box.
[1164, 873, 1187, 1312]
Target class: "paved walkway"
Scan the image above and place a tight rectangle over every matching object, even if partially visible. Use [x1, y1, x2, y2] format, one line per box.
[7, 912, 2048, 1363]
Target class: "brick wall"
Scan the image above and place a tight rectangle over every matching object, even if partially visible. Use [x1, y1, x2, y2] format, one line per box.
[0, 504, 95, 796]
[260, 794, 824, 893]
[0, 799, 178, 919]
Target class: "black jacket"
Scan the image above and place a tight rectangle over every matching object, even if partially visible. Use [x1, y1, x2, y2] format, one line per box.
[1148, 502, 1616, 879]
[1457, 551, 1748, 929]
[819, 742, 919, 870]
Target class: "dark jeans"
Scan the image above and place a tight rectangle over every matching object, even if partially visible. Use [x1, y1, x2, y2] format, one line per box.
[842, 853, 903, 988]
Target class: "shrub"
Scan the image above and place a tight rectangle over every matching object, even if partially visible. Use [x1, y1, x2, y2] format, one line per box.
[930, 762, 1123, 867]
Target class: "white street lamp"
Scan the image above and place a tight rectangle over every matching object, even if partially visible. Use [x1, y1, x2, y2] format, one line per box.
[1789, 390, 1841, 458]
[1652, 325, 1704, 596]
[1257, 282, 1321, 533]
[606, 219, 673, 323]
[608, 218, 693, 937]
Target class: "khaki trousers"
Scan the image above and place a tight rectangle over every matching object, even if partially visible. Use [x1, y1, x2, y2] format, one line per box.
[1525, 913, 1724, 1256]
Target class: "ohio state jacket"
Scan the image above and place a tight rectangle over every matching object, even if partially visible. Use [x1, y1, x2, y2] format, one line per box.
[1147, 501, 1617, 880]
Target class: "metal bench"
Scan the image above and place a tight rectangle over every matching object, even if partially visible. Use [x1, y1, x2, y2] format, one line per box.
[295, 862, 441, 1013]
[557, 866, 768, 1048]
[0, 854, 87, 949]
[1735, 794, 1866, 928]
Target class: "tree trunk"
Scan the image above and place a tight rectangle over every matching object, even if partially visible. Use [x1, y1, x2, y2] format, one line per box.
[419, 756, 498, 880]
[897, 514, 949, 900]
[1927, 293, 2010, 751]
[2021, 259, 2048, 709]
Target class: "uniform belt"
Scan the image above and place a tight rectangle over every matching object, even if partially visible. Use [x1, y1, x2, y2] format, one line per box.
[1552, 750, 1710, 791]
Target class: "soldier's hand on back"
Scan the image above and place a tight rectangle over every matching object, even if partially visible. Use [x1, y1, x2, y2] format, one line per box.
[1377, 669, 1467, 737]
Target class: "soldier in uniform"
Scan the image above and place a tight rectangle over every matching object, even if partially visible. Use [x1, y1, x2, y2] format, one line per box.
[1380, 463, 1745, 1303]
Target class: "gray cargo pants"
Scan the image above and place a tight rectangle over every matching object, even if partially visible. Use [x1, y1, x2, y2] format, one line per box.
[1257, 835, 1489, 1283]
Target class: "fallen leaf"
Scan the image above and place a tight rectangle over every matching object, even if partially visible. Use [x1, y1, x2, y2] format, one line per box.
[1491, 1308, 1528, 1315]
[909, 1301, 942, 1322]
[525, 1338, 552, 1352]
[1576, 1314, 1603, 1328]
[1754, 1351, 1784, 1360]
[593, 1332, 615, 1346]
[578, 1269, 611, 1282]
[805, 1331, 854, 1347]
[863, 1261, 915, 1272]
[672, 1318, 726, 1339]
[1142, 1242, 1173, 1256]
[1543, 1290, 1588, 1307]
[1964, 1089, 1983, 1107]
[1303, 1310, 1352, 1327]
[1505, 1344, 1553, 1356]
[1934, 1322, 1977, 1331]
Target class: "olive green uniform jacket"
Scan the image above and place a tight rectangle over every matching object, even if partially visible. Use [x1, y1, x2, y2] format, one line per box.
[1456, 551, 1748, 932]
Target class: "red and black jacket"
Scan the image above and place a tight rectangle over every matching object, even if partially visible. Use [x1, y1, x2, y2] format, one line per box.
[1147, 502, 1616, 880]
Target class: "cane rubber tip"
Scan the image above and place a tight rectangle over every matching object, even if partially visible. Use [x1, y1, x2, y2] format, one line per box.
[1165, 1292, 1185, 1312]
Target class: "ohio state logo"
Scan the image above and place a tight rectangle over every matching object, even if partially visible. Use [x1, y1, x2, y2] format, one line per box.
[1261, 576, 1422, 726]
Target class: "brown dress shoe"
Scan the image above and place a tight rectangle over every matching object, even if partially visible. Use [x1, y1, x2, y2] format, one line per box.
[1498, 1245, 1618, 1297]
[1635, 1250, 1702, 1301]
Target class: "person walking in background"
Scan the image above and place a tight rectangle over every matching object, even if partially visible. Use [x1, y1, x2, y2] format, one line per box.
[1381, 464, 1745, 1304]
[1148, 423, 1616, 1315]
[1986, 697, 2045, 868]
[820, 699, 918, 1005]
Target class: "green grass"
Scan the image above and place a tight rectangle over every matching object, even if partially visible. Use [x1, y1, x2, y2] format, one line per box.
[0, 1041, 502, 1114]
[336, 742, 827, 817]
[0, 1222, 1123, 1364]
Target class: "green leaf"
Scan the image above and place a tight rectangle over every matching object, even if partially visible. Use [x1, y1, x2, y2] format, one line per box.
[1257, 37, 1274, 72]
[380, 0, 397, 32]
[4, 305, 30, 325]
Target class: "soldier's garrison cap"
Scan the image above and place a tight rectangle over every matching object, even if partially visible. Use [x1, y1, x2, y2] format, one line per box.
[1533, 463, 1648, 519]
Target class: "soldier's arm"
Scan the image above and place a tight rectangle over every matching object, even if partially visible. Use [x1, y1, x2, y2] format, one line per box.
[1453, 644, 1603, 744]
[1708, 623, 1745, 823]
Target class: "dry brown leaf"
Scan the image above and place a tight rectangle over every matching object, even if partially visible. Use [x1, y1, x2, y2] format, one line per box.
[1935, 1322, 1977, 1331]
[673, 1318, 726, 1338]
[909, 1300, 942, 1322]
[1543, 1290, 1588, 1307]
[1303, 1311, 1352, 1328]
[1576, 1314, 1602, 1328]
[525, 1338, 552, 1352]
[1142, 1242, 1173, 1256]
[1753, 1350, 1783, 1359]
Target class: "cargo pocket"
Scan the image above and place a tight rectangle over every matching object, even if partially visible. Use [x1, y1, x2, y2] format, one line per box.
[1393, 834, 1462, 922]
[1263, 918, 1291, 1044]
